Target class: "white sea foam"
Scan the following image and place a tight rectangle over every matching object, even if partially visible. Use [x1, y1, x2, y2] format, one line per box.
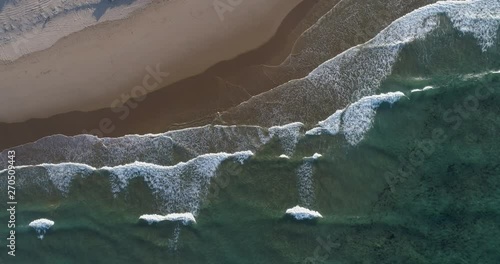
[0, 162, 95, 195]
[139, 214, 166, 224]
[29, 218, 54, 239]
[279, 154, 290, 159]
[306, 110, 343, 136]
[1, 151, 253, 213]
[0, 134, 175, 169]
[269, 122, 304, 156]
[101, 135, 175, 165]
[306, 92, 406, 145]
[369, 0, 500, 51]
[312, 0, 500, 91]
[308, 153, 323, 160]
[169, 225, 182, 251]
[0, 125, 267, 169]
[222, 0, 500, 127]
[341, 92, 406, 145]
[105, 151, 254, 213]
[139, 213, 196, 225]
[286, 206, 323, 220]
[165, 125, 271, 157]
[411, 86, 437, 93]
[43, 163, 96, 194]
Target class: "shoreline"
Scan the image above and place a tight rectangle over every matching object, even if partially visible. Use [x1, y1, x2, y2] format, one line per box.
[0, 0, 302, 123]
[0, 0, 317, 151]
[0, 0, 437, 151]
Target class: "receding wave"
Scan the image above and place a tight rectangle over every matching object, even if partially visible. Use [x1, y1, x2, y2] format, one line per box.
[0, 123, 315, 170]
[0, 125, 270, 169]
[220, 0, 500, 127]
[285, 205, 323, 220]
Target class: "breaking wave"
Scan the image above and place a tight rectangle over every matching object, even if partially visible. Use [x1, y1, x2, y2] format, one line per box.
[29, 218, 55, 239]
[306, 92, 406, 145]
[0, 125, 270, 169]
[139, 213, 196, 225]
[220, 0, 500, 127]
[285, 206, 323, 220]
[0, 151, 253, 214]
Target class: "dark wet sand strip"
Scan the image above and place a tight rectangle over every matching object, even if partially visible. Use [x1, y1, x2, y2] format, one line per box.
[0, 0, 319, 150]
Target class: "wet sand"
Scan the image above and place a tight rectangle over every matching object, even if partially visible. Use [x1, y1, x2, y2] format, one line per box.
[0, 0, 318, 150]
[1, 0, 438, 151]
[0, 0, 436, 151]
[0, 0, 302, 123]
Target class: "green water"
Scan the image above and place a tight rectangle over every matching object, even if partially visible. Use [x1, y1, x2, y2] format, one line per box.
[2, 72, 500, 263]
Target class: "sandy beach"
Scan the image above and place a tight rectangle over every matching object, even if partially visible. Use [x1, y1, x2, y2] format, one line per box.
[0, 0, 302, 123]
[0, 0, 434, 151]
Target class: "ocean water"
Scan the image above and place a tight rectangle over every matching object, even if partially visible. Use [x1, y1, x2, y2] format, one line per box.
[2, 0, 500, 263]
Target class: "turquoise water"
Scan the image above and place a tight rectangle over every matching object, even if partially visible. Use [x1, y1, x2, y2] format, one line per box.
[2, 1, 500, 263]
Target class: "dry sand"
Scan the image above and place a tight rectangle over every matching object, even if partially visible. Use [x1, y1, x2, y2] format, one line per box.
[0, 0, 154, 61]
[0, 0, 302, 123]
